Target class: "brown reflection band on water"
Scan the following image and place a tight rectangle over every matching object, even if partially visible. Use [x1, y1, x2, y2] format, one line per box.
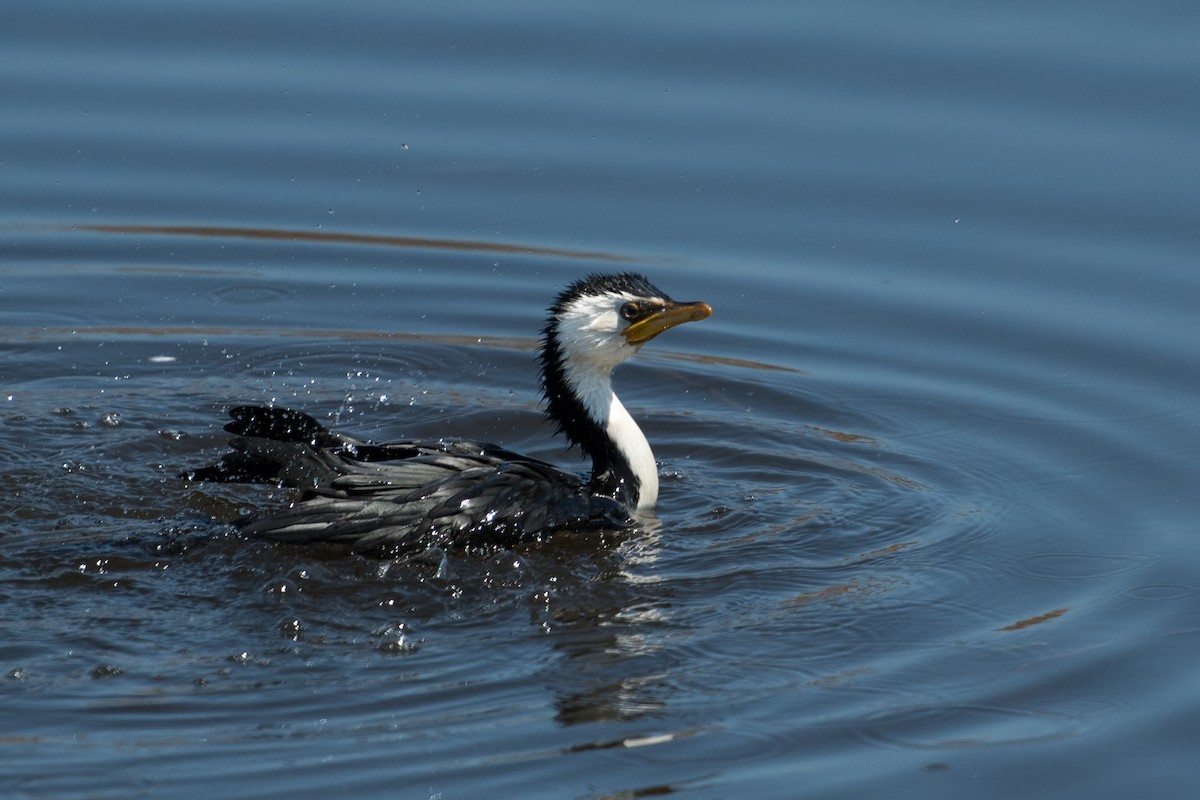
[73, 223, 636, 262]
[668, 349, 801, 374]
[995, 607, 1070, 631]
[2, 325, 794, 374]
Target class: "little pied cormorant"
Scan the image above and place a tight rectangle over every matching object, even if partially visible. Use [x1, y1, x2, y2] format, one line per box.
[187, 273, 712, 555]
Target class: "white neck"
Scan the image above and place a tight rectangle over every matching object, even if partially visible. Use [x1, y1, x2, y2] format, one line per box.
[563, 358, 659, 509]
[606, 392, 658, 509]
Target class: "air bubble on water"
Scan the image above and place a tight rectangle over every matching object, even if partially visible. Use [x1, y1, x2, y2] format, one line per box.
[373, 622, 421, 654]
[278, 618, 302, 641]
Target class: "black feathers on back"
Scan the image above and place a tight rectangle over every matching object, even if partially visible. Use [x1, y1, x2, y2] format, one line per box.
[225, 405, 340, 446]
[190, 406, 631, 556]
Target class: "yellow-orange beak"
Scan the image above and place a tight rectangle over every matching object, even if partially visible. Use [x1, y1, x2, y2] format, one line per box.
[622, 300, 713, 345]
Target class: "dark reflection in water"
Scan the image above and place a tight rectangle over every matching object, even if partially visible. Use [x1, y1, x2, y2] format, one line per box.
[75, 223, 637, 262]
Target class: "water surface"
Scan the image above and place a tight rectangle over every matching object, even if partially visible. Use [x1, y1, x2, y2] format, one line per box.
[3, 2, 1199, 798]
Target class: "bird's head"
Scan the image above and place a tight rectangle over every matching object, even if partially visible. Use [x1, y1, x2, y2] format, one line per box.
[544, 273, 712, 374]
[537, 272, 711, 507]
[538, 272, 711, 457]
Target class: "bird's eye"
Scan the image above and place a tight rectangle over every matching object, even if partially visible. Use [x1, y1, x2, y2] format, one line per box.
[620, 302, 639, 321]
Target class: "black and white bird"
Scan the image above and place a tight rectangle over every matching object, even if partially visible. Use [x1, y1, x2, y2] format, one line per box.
[187, 273, 711, 555]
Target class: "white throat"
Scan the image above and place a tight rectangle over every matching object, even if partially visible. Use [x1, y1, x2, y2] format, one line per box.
[563, 359, 659, 509]
[605, 392, 658, 509]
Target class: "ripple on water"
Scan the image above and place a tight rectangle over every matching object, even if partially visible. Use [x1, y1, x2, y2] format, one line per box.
[859, 703, 1086, 750]
[205, 284, 297, 305]
[967, 378, 1200, 430]
[19, 774, 153, 800]
[1118, 584, 1200, 601]
[1006, 551, 1156, 582]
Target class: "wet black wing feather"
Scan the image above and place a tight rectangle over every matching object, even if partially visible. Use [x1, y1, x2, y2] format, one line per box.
[188, 405, 631, 554]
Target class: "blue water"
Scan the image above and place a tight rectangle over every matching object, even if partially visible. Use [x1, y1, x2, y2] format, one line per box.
[3, 2, 1200, 798]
